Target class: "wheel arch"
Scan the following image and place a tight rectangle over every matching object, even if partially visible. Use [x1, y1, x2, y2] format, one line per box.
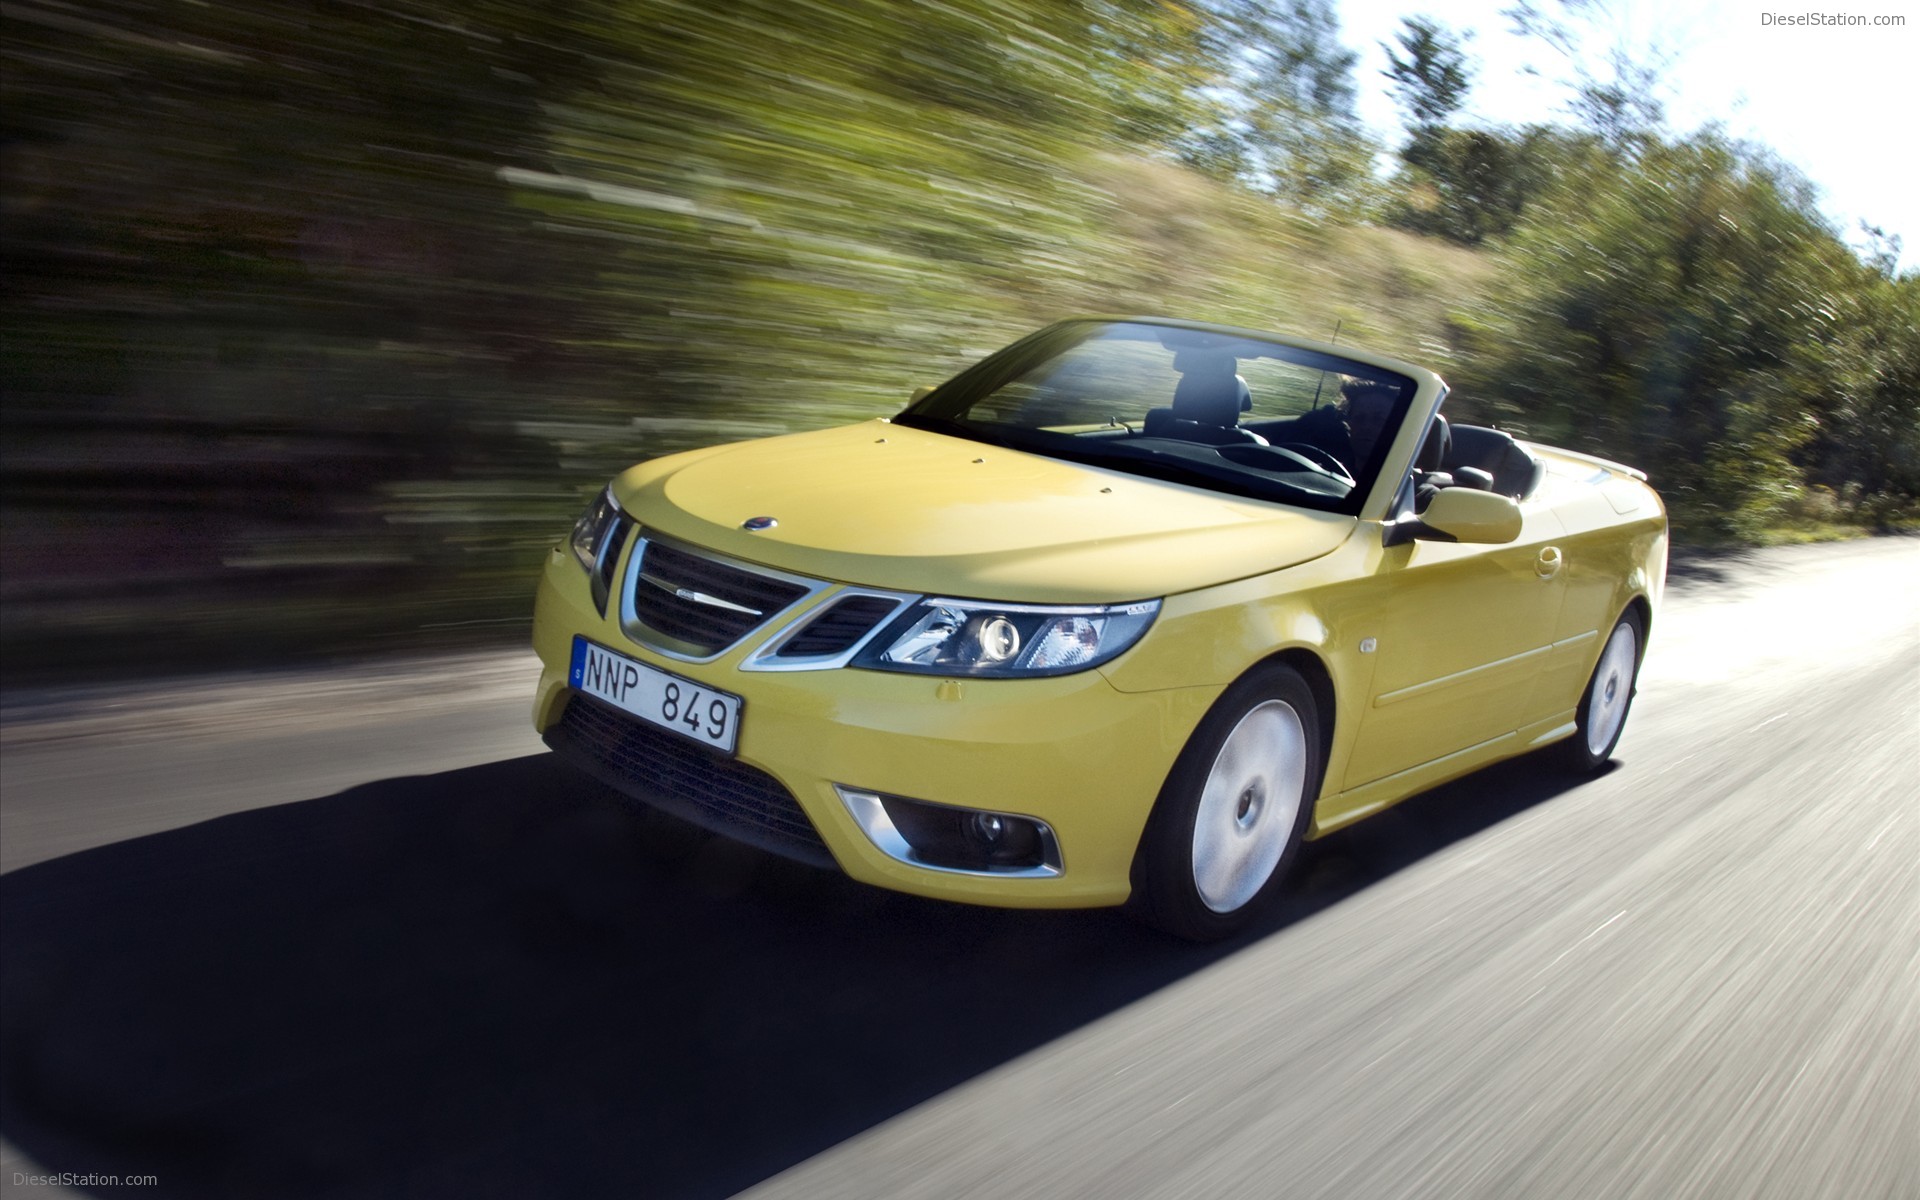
[1615, 592, 1654, 676]
[1256, 646, 1337, 775]
[1623, 592, 1653, 643]
[1127, 643, 1337, 876]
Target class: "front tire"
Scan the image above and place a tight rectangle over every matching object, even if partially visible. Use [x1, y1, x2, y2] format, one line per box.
[1560, 608, 1645, 772]
[1130, 664, 1323, 941]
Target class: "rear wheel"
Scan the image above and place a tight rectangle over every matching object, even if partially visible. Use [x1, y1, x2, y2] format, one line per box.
[1560, 609, 1644, 772]
[1130, 664, 1323, 941]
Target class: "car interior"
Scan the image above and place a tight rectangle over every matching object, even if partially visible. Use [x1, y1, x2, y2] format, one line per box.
[1140, 351, 1267, 446]
[1140, 352, 1546, 509]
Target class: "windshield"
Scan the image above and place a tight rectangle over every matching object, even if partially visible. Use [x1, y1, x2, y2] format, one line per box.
[894, 320, 1419, 515]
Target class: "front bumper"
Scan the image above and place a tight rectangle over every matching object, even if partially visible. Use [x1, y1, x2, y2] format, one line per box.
[530, 545, 1218, 909]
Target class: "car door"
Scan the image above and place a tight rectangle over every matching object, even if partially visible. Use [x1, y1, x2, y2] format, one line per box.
[1533, 474, 1664, 719]
[1340, 499, 1570, 790]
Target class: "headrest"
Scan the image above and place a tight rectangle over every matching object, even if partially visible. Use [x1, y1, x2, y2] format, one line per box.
[1171, 352, 1243, 428]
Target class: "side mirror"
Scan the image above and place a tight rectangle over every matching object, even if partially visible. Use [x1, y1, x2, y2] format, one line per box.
[909, 385, 936, 404]
[1418, 487, 1523, 544]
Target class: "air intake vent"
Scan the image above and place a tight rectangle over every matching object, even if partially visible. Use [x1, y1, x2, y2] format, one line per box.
[547, 693, 834, 868]
[777, 596, 900, 658]
[628, 540, 811, 656]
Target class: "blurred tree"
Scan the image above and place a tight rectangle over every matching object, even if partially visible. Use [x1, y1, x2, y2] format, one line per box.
[1382, 16, 1472, 129]
[1185, 0, 1378, 215]
[1392, 123, 1586, 246]
[1400, 128, 1522, 244]
[1504, 0, 1672, 150]
[1855, 223, 1904, 280]
[1379, 16, 1514, 245]
[1086, 0, 1221, 148]
[1807, 269, 1920, 517]
[1465, 134, 1865, 538]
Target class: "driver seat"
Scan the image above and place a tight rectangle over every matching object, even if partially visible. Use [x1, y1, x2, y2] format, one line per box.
[1143, 351, 1266, 446]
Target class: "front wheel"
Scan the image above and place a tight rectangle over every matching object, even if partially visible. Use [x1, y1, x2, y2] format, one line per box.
[1130, 664, 1323, 941]
[1559, 609, 1645, 772]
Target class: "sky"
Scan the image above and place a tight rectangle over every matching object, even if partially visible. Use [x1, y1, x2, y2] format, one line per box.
[1335, 0, 1917, 271]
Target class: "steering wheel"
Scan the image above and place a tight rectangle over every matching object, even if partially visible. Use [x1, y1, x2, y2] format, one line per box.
[1273, 443, 1354, 482]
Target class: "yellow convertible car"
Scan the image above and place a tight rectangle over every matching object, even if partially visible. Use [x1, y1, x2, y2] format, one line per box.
[531, 318, 1666, 938]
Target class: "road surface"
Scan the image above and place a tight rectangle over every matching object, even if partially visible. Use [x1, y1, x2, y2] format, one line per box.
[2, 536, 1914, 1198]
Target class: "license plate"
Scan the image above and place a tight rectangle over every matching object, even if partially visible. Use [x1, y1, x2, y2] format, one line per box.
[569, 637, 742, 755]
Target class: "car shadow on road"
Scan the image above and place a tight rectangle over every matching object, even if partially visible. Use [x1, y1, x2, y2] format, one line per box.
[1665, 545, 1752, 588]
[2, 750, 1592, 1199]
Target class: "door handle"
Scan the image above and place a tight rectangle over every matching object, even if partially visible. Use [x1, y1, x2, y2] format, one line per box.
[1536, 546, 1564, 579]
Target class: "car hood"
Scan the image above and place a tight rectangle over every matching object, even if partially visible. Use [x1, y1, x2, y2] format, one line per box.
[612, 420, 1355, 603]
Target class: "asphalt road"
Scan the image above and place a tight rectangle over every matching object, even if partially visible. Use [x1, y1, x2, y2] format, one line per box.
[2, 536, 1914, 1199]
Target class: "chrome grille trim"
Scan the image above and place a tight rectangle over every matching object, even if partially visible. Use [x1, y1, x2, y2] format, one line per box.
[618, 535, 827, 662]
[636, 571, 764, 617]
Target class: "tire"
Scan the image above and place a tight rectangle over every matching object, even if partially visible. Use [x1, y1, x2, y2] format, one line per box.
[1130, 664, 1324, 941]
[1559, 608, 1645, 773]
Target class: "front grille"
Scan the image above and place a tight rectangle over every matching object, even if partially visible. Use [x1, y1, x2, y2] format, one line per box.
[629, 540, 811, 656]
[545, 692, 835, 868]
[777, 595, 900, 658]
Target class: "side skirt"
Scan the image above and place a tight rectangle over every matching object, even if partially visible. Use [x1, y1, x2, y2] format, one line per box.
[1307, 709, 1578, 838]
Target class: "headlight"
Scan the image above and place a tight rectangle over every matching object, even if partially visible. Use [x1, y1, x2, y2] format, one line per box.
[567, 486, 632, 614]
[569, 487, 622, 571]
[853, 598, 1159, 677]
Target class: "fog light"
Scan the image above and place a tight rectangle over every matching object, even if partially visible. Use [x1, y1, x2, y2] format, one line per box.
[836, 787, 1062, 877]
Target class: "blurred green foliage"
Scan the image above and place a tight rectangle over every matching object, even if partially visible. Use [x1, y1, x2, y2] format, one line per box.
[1181, 0, 1381, 216]
[1451, 133, 1918, 540]
[1381, 9, 1918, 540]
[1379, 15, 1538, 246]
[1, 1, 1912, 672]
